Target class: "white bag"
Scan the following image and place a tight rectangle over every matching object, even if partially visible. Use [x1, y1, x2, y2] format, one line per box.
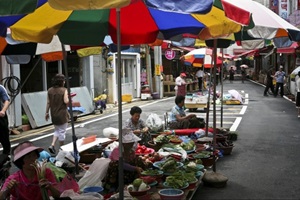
[145, 113, 163, 132]
[60, 189, 103, 200]
[103, 127, 119, 138]
[55, 150, 78, 168]
[78, 158, 111, 190]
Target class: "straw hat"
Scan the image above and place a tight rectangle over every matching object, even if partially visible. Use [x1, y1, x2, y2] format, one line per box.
[13, 142, 43, 162]
[122, 128, 141, 143]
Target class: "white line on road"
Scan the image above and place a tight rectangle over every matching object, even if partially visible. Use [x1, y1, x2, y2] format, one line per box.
[230, 117, 242, 132]
[1, 97, 175, 151]
[239, 106, 247, 114]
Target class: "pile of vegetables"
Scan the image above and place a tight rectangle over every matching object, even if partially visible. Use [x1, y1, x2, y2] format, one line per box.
[165, 175, 187, 189]
[185, 161, 201, 172]
[153, 134, 169, 144]
[180, 139, 196, 151]
[127, 178, 148, 192]
[158, 157, 179, 174]
[192, 151, 211, 159]
[141, 169, 163, 176]
[167, 135, 182, 143]
[139, 152, 163, 164]
[171, 171, 197, 183]
[135, 144, 153, 154]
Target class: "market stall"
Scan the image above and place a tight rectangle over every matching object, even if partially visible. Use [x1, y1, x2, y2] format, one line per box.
[184, 93, 208, 111]
[52, 127, 236, 200]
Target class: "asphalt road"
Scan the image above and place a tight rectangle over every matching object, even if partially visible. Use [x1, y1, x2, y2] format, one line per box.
[3, 78, 300, 199]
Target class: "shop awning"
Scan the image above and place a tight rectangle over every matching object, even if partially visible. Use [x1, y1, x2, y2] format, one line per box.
[233, 49, 259, 59]
[276, 42, 299, 54]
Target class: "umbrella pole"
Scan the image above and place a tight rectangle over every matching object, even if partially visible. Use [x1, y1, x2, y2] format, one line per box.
[220, 48, 224, 127]
[212, 39, 217, 172]
[61, 43, 79, 175]
[205, 52, 214, 137]
[116, 8, 124, 200]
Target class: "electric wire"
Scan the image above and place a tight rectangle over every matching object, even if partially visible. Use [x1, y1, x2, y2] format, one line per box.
[1, 75, 21, 104]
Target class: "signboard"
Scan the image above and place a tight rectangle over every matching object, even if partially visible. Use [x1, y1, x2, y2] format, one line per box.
[279, 0, 289, 19]
[165, 49, 176, 60]
[155, 64, 161, 76]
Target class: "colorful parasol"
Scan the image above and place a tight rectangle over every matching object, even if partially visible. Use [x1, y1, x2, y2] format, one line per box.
[0, 0, 254, 46]
[182, 48, 222, 68]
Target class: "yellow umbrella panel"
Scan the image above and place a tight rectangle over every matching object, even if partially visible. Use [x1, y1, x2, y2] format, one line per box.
[10, 3, 72, 43]
[194, 6, 243, 40]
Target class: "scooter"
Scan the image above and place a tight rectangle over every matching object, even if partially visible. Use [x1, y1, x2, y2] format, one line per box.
[93, 89, 108, 114]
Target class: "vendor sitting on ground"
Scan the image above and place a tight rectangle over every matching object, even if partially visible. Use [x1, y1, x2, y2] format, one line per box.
[169, 95, 205, 129]
[102, 129, 148, 193]
[0, 141, 61, 200]
[124, 106, 151, 146]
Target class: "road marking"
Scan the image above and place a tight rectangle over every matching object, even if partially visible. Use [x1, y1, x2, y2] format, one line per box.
[239, 106, 247, 114]
[230, 117, 242, 131]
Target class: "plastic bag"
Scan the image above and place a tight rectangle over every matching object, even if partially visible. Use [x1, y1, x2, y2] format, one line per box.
[145, 113, 163, 132]
[108, 190, 134, 200]
[78, 158, 111, 190]
[60, 189, 103, 200]
[57, 174, 80, 193]
[103, 127, 119, 138]
[55, 150, 79, 168]
[46, 162, 67, 182]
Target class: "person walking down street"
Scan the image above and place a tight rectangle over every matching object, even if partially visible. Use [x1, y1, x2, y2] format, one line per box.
[274, 66, 286, 97]
[241, 67, 246, 83]
[196, 68, 204, 92]
[229, 67, 235, 83]
[124, 106, 150, 146]
[296, 71, 300, 117]
[264, 69, 275, 96]
[0, 84, 11, 156]
[0, 141, 61, 200]
[169, 95, 205, 129]
[45, 74, 70, 154]
[175, 72, 187, 96]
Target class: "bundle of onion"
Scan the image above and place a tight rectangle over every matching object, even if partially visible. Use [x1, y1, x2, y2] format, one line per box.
[31, 160, 49, 200]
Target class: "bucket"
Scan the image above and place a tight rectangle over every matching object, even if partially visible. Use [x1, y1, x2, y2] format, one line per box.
[83, 186, 104, 194]
[152, 92, 160, 99]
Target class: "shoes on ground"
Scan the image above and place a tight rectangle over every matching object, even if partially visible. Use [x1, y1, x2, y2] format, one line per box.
[264, 94, 268, 96]
[48, 145, 56, 154]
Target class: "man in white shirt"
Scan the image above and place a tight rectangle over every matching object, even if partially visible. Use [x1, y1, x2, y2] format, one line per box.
[175, 72, 187, 96]
[196, 68, 204, 91]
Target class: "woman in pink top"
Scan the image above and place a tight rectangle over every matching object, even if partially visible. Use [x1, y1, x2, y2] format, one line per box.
[0, 141, 61, 200]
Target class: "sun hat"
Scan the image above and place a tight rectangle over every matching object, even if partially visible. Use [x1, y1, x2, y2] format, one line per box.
[122, 128, 141, 143]
[180, 72, 187, 77]
[13, 141, 43, 162]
